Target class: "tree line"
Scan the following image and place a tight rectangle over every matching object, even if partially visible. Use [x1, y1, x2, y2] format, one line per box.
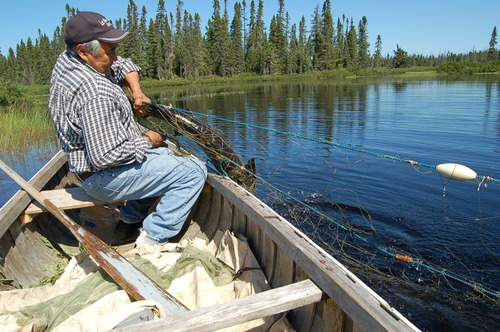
[0, 0, 498, 86]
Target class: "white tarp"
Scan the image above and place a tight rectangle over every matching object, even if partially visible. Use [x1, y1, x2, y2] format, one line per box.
[0, 230, 290, 331]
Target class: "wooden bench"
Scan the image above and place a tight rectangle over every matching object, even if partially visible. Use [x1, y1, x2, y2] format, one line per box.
[23, 187, 123, 216]
[115, 279, 324, 331]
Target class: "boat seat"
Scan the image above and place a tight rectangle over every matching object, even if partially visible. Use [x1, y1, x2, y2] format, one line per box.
[22, 187, 123, 216]
[116, 279, 324, 331]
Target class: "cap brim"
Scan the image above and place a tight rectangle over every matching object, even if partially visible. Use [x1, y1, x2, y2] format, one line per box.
[97, 29, 129, 43]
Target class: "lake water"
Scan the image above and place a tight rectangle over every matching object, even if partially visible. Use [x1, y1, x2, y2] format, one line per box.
[1, 76, 499, 331]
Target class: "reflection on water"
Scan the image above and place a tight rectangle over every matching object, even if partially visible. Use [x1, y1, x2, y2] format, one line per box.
[0, 143, 58, 206]
[2, 76, 499, 331]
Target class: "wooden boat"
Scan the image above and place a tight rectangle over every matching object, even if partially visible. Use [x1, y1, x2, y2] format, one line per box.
[0, 150, 419, 331]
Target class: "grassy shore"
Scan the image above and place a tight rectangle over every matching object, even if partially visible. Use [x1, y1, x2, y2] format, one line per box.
[140, 66, 439, 89]
[0, 85, 56, 152]
[0, 66, 483, 152]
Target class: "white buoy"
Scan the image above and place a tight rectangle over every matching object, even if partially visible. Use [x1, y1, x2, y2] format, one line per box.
[436, 163, 477, 181]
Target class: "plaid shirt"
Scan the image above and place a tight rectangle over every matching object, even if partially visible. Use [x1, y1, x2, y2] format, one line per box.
[49, 51, 149, 173]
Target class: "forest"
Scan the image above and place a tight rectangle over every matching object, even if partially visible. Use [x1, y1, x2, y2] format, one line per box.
[0, 0, 499, 86]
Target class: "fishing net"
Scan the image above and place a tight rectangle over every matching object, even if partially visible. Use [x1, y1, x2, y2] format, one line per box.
[137, 95, 499, 329]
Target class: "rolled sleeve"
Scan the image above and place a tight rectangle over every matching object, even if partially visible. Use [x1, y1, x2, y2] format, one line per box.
[111, 57, 141, 83]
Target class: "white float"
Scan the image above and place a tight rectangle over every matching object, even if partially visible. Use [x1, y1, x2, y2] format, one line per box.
[436, 163, 477, 181]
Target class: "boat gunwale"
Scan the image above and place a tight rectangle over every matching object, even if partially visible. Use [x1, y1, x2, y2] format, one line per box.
[0, 150, 68, 238]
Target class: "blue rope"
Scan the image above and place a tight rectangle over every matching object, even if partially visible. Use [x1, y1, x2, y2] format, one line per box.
[219, 157, 500, 299]
[167, 106, 499, 185]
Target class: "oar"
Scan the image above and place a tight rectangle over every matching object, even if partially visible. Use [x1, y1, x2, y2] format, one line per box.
[0, 159, 188, 315]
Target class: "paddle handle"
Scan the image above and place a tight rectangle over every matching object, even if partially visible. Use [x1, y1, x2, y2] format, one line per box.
[0, 160, 188, 314]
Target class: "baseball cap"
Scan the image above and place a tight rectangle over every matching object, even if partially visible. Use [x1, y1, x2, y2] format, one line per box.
[64, 11, 129, 45]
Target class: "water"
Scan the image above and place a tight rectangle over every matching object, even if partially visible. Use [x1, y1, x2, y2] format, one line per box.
[153, 76, 499, 331]
[1, 76, 499, 331]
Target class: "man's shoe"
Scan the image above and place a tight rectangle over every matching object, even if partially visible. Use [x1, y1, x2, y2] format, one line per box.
[132, 230, 183, 256]
[112, 220, 142, 245]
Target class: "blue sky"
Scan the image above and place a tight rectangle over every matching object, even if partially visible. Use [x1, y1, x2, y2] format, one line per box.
[1, 0, 498, 56]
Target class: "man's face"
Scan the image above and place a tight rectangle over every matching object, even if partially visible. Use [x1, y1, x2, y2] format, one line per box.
[78, 41, 118, 76]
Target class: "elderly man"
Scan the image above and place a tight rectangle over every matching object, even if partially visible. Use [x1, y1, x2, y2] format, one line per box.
[49, 11, 207, 253]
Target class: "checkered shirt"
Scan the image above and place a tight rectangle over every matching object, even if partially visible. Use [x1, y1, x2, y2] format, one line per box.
[49, 51, 149, 173]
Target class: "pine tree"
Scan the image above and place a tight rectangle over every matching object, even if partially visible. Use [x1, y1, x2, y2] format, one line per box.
[135, 6, 148, 70]
[336, 17, 345, 65]
[310, 5, 321, 70]
[373, 34, 382, 67]
[242, 0, 248, 50]
[206, 0, 231, 76]
[229, 2, 245, 75]
[346, 19, 357, 66]
[288, 23, 299, 73]
[487, 26, 497, 61]
[154, 0, 174, 79]
[393, 44, 409, 68]
[268, 0, 287, 73]
[145, 18, 159, 78]
[173, 0, 185, 77]
[299, 16, 313, 73]
[357, 16, 369, 67]
[121, 0, 140, 61]
[245, 0, 266, 73]
[34, 33, 56, 84]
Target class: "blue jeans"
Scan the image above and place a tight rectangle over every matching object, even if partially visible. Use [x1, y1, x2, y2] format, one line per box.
[80, 147, 207, 243]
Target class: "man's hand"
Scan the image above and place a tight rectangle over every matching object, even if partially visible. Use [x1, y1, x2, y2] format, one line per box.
[144, 130, 166, 149]
[125, 71, 151, 116]
[131, 91, 151, 116]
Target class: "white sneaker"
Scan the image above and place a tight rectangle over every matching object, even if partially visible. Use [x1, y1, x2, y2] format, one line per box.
[133, 230, 183, 256]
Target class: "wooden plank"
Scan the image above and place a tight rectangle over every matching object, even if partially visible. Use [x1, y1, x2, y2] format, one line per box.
[271, 244, 295, 288]
[231, 202, 247, 236]
[320, 298, 346, 332]
[23, 187, 123, 215]
[114, 279, 323, 332]
[218, 195, 233, 232]
[0, 150, 67, 237]
[289, 267, 317, 332]
[205, 175, 418, 332]
[0, 219, 44, 284]
[200, 186, 222, 240]
[260, 231, 277, 285]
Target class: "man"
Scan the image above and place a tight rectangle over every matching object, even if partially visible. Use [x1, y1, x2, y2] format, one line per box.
[49, 11, 207, 253]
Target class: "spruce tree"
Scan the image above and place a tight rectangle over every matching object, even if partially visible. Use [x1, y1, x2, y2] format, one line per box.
[269, 0, 288, 73]
[155, 0, 174, 79]
[357, 16, 369, 67]
[373, 34, 382, 67]
[122, 0, 140, 61]
[346, 19, 357, 66]
[245, 0, 266, 73]
[299, 16, 313, 73]
[393, 44, 409, 68]
[336, 17, 345, 65]
[135, 6, 148, 70]
[487, 26, 497, 61]
[230, 2, 245, 75]
[206, 0, 231, 76]
[310, 5, 321, 70]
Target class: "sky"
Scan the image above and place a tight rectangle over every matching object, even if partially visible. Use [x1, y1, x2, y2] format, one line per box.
[0, 0, 498, 56]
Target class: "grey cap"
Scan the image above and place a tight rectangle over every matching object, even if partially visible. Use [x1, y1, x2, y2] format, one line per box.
[64, 11, 129, 45]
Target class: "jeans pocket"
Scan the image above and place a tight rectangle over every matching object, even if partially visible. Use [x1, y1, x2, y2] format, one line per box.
[82, 171, 122, 201]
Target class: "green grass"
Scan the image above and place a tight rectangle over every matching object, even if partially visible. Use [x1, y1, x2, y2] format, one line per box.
[0, 86, 55, 154]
